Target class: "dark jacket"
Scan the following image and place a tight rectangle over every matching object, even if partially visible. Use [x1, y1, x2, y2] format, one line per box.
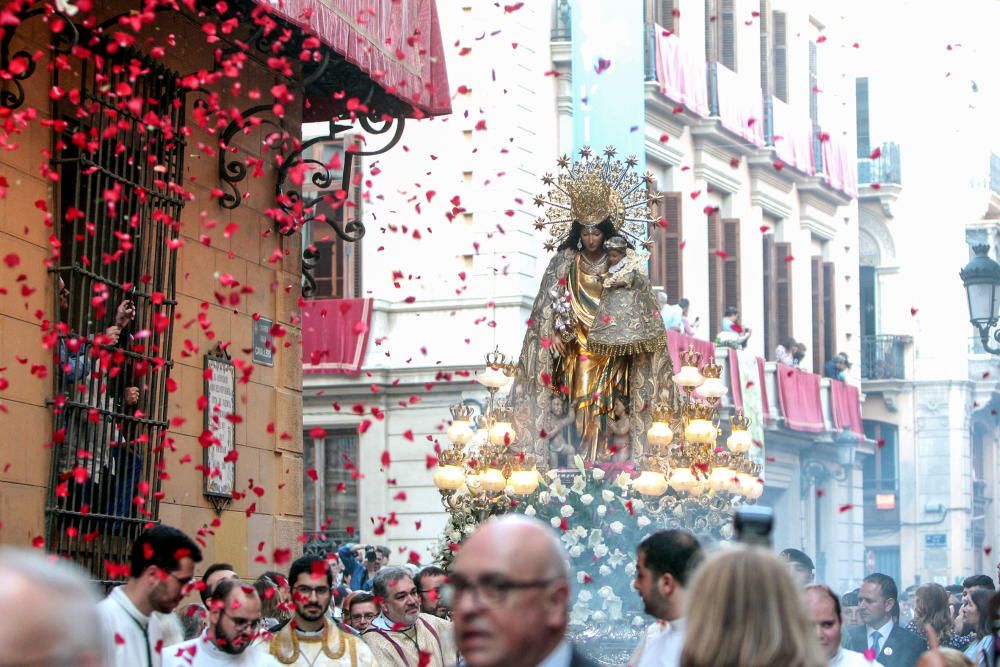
[848, 623, 926, 667]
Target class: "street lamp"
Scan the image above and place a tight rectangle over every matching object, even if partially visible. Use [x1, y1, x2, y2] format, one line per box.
[960, 243, 1000, 354]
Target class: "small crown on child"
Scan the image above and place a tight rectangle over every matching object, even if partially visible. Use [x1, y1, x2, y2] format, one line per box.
[604, 235, 628, 251]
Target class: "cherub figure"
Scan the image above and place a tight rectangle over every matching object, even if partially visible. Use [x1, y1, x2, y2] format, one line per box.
[607, 397, 631, 462]
[539, 394, 576, 470]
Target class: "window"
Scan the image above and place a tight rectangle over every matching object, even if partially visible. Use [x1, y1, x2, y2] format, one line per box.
[303, 430, 360, 543]
[706, 0, 736, 71]
[862, 421, 899, 527]
[649, 192, 683, 301]
[647, 0, 677, 33]
[708, 214, 740, 336]
[762, 234, 792, 356]
[303, 140, 363, 299]
[856, 78, 871, 158]
[773, 11, 787, 101]
[808, 40, 819, 124]
[46, 34, 185, 584]
[759, 0, 772, 97]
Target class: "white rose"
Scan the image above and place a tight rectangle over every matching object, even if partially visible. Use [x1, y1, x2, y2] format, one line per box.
[575, 526, 588, 538]
[602, 489, 615, 503]
[637, 516, 651, 528]
[578, 590, 593, 602]
[609, 521, 624, 534]
[580, 493, 594, 506]
[598, 586, 614, 599]
[550, 517, 562, 528]
[596, 505, 607, 517]
[560, 505, 574, 518]
[594, 544, 608, 558]
[577, 571, 589, 584]
[524, 505, 536, 517]
[569, 545, 584, 558]
[625, 562, 636, 575]
[613, 472, 631, 489]
[449, 530, 461, 541]
[591, 467, 605, 481]
[632, 615, 647, 626]
[599, 565, 611, 577]
[632, 499, 645, 512]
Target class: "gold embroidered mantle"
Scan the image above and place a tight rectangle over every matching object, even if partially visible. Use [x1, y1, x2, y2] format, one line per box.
[269, 621, 374, 666]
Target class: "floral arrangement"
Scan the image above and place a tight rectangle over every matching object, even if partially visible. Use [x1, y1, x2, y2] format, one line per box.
[549, 284, 576, 341]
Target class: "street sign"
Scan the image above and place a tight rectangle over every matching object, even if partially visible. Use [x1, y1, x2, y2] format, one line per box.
[925, 533, 948, 548]
[252, 316, 274, 366]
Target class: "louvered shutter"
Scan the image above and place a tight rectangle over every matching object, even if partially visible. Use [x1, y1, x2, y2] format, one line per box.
[660, 0, 676, 32]
[721, 0, 737, 71]
[759, 0, 772, 97]
[773, 11, 787, 101]
[823, 262, 837, 361]
[762, 234, 777, 355]
[705, 0, 719, 62]
[856, 78, 871, 158]
[809, 40, 819, 124]
[812, 256, 825, 370]
[775, 242, 793, 344]
[708, 211, 724, 336]
[722, 218, 741, 315]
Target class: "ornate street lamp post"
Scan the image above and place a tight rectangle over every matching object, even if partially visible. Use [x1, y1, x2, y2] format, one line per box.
[960, 243, 1000, 354]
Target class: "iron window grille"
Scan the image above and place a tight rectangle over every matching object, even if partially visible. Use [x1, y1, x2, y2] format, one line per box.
[45, 30, 185, 586]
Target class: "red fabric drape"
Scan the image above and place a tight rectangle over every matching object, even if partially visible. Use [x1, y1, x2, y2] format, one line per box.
[251, 0, 452, 119]
[830, 379, 864, 436]
[666, 330, 715, 374]
[301, 298, 373, 375]
[728, 349, 743, 411]
[776, 363, 825, 432]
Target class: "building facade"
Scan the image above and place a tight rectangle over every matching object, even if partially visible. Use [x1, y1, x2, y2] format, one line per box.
[302, 0, 871, 591]
[0, 0, 448, 584]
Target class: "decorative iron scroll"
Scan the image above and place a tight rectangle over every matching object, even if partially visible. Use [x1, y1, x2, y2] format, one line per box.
[0, 3, 80, 110]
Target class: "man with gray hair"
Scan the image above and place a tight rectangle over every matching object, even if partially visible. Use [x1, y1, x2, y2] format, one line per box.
[0, 548, 105, 666]
[362, 566, 457, 666]
[450, 514, 596, 667]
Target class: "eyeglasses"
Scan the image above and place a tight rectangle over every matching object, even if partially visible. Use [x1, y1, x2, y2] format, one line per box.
[443, 574, 555, 607]
[420, 586, 442, 596]
[293, 585, 332, 598]
[164, 570, 194, 588]
[349, 612, 378, 622]
[223, 612, 262, 633]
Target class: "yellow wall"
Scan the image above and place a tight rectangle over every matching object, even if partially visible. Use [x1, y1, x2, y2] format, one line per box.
[0, 3, 303, 580]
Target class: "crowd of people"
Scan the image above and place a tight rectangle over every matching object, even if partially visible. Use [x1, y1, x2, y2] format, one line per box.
[1, 521, 998, 667]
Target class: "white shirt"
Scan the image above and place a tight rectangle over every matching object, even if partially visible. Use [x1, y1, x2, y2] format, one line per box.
[99, 586, 175, 667]
[536, 639, 572, 667]
[161, 633, 280, 667]
[831, 648, 884, 667]
[865, 619, 894, 654]
[633, 619, 685, 667]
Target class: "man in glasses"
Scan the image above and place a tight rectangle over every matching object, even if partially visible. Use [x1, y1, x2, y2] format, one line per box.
[98, 525, 203, 667]
[450, 514, 595, 667]
[343, 591, 379, 633]
[162, 578, 276, 666]
[362, 566, 458, 666]
[267, 555, 375, 666]
[416, 566, 451, 619]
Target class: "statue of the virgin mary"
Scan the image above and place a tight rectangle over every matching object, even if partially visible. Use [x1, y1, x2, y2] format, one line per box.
[509, 147, 670, 467]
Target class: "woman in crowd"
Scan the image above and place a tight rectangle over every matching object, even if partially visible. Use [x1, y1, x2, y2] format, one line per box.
[680, 546, 825, 667]
[907, 583, 972, 651]
[960, 588, 995, 666]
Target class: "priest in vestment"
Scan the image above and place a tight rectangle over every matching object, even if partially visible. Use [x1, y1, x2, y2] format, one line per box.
[362, 567, 458, 667]
[268, 555, 374, 667]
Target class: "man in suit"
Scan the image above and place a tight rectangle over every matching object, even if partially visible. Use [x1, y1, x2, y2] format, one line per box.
[847, 573, 925, 667]
[450, 514, 596, 667]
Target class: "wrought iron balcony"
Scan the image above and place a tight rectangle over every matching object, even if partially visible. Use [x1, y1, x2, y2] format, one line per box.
[861, 335, 908, 380]
[858, 142, 902, 185]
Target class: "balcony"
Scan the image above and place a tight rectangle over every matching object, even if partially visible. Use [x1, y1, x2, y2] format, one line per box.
[861, 335, 908, 380]
[858, 142, 902, 186]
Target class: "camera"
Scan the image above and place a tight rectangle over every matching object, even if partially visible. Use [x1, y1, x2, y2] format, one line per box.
[365, 545, 377, 563]
[734, 506, 774, 547]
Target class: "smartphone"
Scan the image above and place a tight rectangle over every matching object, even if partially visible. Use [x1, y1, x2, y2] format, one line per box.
[734, 506, 774, 547]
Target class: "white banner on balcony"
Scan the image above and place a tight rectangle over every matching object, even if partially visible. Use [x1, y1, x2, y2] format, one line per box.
[653, 26, 709, 117]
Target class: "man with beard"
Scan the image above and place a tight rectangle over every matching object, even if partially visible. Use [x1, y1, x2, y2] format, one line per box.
[415, 566, 450, 619]
[362, 566, 457, 666]
[630, 529, 703, 667]
[98, 525, 203, 667]
[162, 579, 277, 666]
[268, 555, 374, 666]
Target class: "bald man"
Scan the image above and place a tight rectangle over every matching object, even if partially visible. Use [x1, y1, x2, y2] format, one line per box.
[450, 515, 596, 667]
[0, 549, 105, 667]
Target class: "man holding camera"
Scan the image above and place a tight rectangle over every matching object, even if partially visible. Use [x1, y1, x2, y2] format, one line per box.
[337, 543, 390, 592]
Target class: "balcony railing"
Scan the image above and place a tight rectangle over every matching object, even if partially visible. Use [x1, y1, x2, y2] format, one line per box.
[858, 142, 902, 186]
[861, 335, 908, 380]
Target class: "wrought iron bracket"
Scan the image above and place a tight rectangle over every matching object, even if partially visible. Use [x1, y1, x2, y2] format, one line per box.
[0, 3, 79, 110]
[217, 104, 287, 209]
[975, 322, 1000, 356]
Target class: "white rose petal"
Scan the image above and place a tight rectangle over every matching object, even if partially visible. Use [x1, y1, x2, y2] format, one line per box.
[596, 505, 607, 517]
[569, 545, 584, 558]
[610, 521, 624, 534]
[599, 565, 611, 577]
[592, 468, 606, 481]
[560, 505, 575, 518]
[575, 526, 588, 538]
[594, 544, 608, 558]
[524, 505, 537, 517]
[602, 489, 615, 503]
[580, 493, 594, 506]
[550, 517, 562, 528]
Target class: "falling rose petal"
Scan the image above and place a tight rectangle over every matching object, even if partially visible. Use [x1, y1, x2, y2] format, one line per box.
[306, 468, 318, 482]
[380, 450, 391, 468]
[869, 147, 881, 159]
[31, 536, 44, 549]
[985, 546, 993, 555]
[910, 307, 919, 316]
[425, 454, 438, 469]
[2, 253, 19, 268]
[863, 648, 876, 662]
[838, 504, 854, 513]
